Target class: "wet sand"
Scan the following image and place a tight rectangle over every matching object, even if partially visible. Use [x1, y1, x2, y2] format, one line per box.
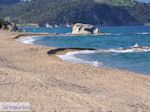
[0, 30, 150, 112]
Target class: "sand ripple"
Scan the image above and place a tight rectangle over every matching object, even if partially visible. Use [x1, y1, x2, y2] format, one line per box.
[0, 71, 22, 85]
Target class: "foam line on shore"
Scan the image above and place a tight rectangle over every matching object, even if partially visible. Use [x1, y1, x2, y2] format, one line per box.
[57, 46, 150, 67]
[17, 36, 42, 44]
[58, 50, 103, 67]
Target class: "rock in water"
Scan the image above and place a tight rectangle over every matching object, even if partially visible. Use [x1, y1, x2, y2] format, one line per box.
[8, 23, 18, 32]
[72, 23, 101, 35]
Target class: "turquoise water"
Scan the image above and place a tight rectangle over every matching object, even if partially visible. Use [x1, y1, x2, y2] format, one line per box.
[20, 26, 150, 75]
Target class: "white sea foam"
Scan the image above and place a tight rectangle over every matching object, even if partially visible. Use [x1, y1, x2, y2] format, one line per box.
[18, 36, 41, 44]
[72, 47, 150, 54]
[137, 32, 150, 35]
[104, 33, 123, 36]
[108, 47, 150, 53]
[104, 32, 150, 36]
[58, 46, 150, 66]
[58, 50, 103, 67]
[97, 48, 150, 53]
[108, 49, 134, 53]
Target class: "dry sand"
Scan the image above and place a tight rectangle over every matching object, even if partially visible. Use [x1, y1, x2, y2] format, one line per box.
[0, 30, 150, 112]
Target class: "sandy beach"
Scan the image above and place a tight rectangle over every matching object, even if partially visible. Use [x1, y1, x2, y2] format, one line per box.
[0, 30, 150, 112]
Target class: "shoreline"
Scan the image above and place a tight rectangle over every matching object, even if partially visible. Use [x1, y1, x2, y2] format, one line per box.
[17, 34, 150, 75]
[0, 30, 150, 112]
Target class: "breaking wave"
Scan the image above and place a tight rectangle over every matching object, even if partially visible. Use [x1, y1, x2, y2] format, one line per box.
[58, 51, 103, 67]
[58, 45, 150, 66]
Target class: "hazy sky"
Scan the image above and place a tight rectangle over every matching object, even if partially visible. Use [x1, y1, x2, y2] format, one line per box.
[136, 0, 150, 3]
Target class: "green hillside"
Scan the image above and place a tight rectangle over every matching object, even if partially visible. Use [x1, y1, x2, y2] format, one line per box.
[0, 0, 149, 26]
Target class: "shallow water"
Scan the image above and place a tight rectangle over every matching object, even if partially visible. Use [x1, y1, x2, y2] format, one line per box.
[20, 26, 150, 75]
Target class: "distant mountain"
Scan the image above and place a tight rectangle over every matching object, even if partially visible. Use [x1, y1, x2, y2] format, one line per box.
[0, 0, 135, 6]
[0, 0, 149, 26]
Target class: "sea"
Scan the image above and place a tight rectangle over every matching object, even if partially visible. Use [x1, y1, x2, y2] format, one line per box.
[19, 26, 150, 75]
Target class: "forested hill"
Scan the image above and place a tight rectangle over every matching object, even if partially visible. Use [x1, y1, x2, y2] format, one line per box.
[0, 0, 136, 6]
[0, 0, 150, 26]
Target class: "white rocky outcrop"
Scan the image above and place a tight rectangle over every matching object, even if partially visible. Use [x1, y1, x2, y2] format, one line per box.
[72, 23, 101, 35]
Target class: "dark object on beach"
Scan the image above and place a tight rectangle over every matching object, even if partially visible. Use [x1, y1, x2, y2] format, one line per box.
[7, 23, 18, 32]
[0, 19, 5, 29]
[47, 48, 96, 55]
[72, 23, 102, 35]
[0, 20, 18, 32]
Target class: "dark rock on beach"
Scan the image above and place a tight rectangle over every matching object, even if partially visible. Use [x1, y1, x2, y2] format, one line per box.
[0, 21, 18, 32]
